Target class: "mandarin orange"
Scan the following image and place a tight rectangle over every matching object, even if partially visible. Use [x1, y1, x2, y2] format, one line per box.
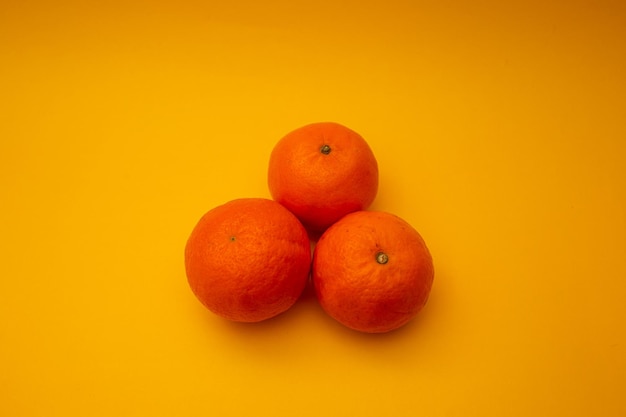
[312, 210, 434, 333]
[184, 198, 311, 322]
[267, 122, 378, 235]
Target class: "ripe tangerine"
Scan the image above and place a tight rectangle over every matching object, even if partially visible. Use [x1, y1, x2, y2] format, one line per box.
[184, 198, 311, 322]
[312, 210, 434, 333]
[268, 122, 378, 235]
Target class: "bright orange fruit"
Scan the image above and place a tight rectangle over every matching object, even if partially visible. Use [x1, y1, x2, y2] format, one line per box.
[184, 198, 311, 322]
[267, 122, 378, 236]
[312, 210, 434, 333]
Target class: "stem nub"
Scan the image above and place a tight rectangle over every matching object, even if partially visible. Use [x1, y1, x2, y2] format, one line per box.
[376, 252, 389, 264]
[320, 144, 331, 155]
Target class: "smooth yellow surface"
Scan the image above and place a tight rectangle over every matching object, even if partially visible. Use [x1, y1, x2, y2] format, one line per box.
[2, 1, 625, 415]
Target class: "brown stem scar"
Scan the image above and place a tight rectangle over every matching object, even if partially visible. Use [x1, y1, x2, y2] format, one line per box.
[376, 252, 388, 264]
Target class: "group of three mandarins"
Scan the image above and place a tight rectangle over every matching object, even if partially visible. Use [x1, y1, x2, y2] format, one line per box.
[184, 122, 434, 333]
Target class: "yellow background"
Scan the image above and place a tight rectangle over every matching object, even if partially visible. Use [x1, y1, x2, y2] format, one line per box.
[2, 1, 625, 415]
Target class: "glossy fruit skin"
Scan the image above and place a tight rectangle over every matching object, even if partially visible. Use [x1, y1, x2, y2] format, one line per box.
[268, 122, 378, 235]
[185, 198, 311, 322]
[312, 210, 434, 333]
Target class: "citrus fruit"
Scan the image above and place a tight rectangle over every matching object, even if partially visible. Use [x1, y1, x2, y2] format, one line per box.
[184, 198, 311, 322]
[312, 210, 434, 333]
[267, 122, 379, 235]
